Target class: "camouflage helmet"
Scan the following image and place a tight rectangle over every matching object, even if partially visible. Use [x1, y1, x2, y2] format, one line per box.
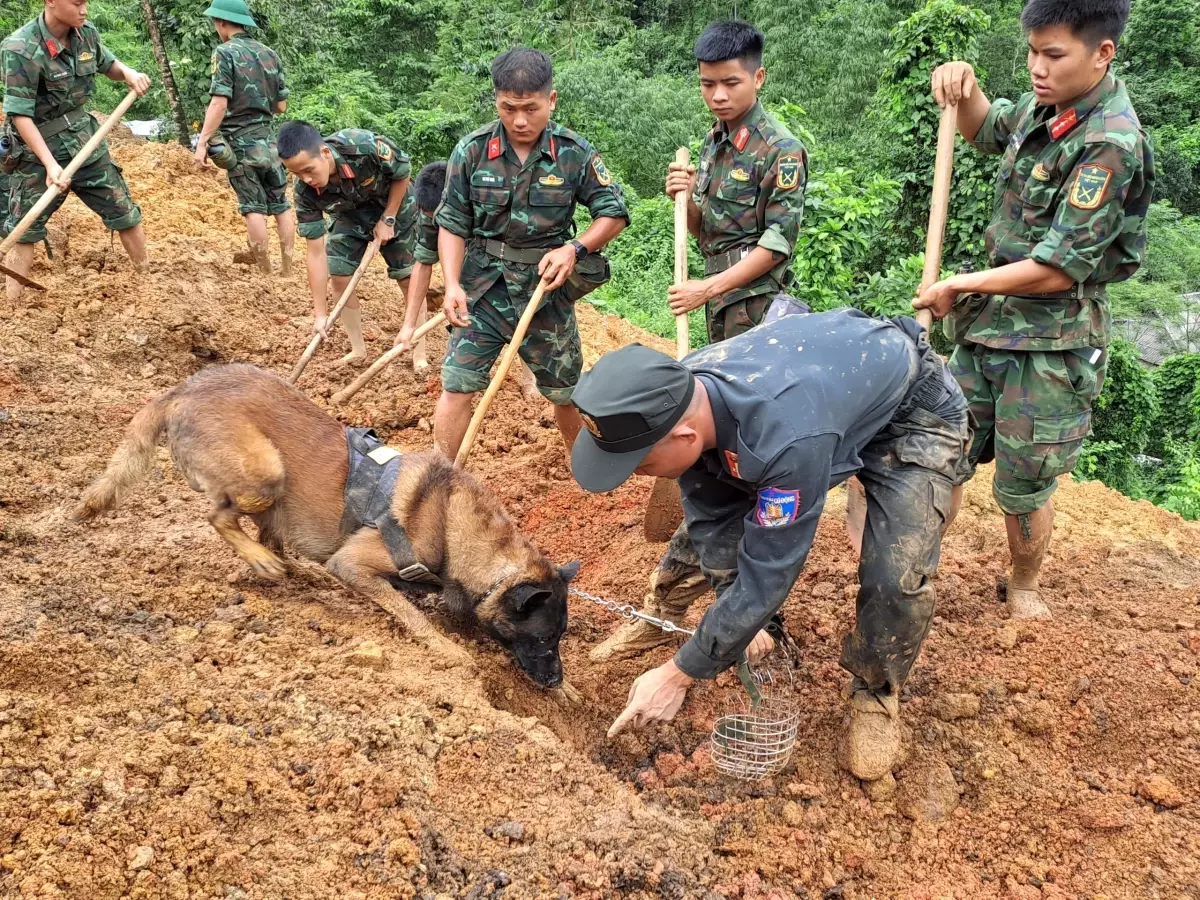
[204, 0, 256, 28]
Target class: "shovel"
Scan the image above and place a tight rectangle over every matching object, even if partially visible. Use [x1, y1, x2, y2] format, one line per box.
[455, 279, 549, 467]
[643, 146, 692, 542]
[0, 89, 140, 291]
[287, 237, 381, 385]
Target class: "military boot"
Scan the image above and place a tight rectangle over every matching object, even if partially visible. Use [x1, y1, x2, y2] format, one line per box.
[589, 556, 708, 662]
[839, 679, 903, 782]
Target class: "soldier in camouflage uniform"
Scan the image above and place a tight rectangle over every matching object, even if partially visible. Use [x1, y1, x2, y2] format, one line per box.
[433, 48, 629, 460]
[193, 0, 295, 276]
[392, 159, 447, 372]
[1, 0, 151, 302]
[917, 0, 1154, 620]
[592, 21, 809, 663]
[277, 120, 415, 365]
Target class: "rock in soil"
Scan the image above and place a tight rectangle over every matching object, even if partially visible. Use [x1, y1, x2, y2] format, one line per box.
[896, 760, 960, 823]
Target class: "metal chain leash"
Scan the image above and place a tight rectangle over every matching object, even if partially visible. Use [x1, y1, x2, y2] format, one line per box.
[568, 587, 695, 637]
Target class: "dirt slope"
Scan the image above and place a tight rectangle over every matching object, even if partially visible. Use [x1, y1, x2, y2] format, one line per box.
[2, 136, 1200, 900]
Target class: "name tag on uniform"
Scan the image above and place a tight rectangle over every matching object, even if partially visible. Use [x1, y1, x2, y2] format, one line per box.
[473, 172, 503, 186]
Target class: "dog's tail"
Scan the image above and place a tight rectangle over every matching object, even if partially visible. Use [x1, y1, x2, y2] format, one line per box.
[73, 390, 174, 521]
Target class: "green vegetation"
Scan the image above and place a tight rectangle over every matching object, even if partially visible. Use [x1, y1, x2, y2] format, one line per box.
[8, 0, 1200, 515]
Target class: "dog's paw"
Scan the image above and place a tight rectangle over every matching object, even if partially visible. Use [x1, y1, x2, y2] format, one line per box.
[427, 634, 475, 671]
[249, 553, 287, 582]
[550, 679, 583, 708]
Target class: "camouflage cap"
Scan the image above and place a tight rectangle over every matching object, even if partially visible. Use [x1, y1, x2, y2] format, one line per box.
[204, 0, 256, 28]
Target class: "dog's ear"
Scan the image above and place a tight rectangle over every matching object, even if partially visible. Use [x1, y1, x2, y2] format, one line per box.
[507, 583, 552, 613]
[558, 560, 581, 583]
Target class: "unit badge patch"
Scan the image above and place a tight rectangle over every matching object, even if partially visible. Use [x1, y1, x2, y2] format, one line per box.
[592, 156, 612, 186]
[1069, 164, 1113, 210]
[756, 487, 799, 528]
[778, 154, 801, 190]
[375, 138, 393, 161]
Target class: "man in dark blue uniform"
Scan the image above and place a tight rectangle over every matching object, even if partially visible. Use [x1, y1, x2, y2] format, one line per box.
[570, 309, 970, 781]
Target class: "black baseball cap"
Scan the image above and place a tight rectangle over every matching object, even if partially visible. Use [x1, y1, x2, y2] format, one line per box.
[570, 343, 694, 493]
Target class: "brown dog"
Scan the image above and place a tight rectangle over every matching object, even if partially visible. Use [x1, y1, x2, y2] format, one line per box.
[73, 364, 579, 686]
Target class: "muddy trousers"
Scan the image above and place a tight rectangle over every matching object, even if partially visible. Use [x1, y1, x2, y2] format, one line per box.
[649, 324, 971, 693]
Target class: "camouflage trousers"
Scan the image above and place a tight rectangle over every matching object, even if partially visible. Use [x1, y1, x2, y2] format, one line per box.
[441, 277, 582, 404]
[705, 291, 774, 344]
[224, 131, 289, 217]
[327, 204, 415, 280]
[949, 342, 1106, 516]
[2, 144, 140, 243]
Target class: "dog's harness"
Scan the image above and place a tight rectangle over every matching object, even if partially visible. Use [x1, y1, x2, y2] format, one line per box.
[341, 427, 442, 586]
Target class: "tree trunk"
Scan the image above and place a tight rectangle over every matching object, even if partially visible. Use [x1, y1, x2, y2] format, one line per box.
[138, 0, 191, 147]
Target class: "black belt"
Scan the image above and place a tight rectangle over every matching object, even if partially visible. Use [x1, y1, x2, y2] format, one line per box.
[704, 246, 751, 276]
[36, 106, 91, 141]
[478, 238, 560, 265]
[1013, 283, 1106, 301]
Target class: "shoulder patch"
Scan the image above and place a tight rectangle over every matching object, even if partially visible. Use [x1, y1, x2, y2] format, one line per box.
[777, 154, 801, 191]
[1069, 164, 1112, 211]
[210, 51, 218, 75]
[375, 137, 393, 162]
[756, 488, 799, 528]
[591, 155, 613, 186]
[733, 125, 750, 151]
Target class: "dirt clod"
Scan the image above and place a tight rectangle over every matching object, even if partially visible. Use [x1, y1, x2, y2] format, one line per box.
[930, 692, 981, 721]
[896, 759, 960, 823]
[1138, 774, 1186, 809]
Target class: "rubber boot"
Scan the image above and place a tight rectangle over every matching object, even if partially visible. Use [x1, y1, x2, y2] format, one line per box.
[1005, 502, 1054, 620]
[589, 555, 708, 662]
[839, 679, 903, 782]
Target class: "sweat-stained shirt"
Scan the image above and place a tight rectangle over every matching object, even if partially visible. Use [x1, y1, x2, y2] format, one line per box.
[672, 308, 914, 679]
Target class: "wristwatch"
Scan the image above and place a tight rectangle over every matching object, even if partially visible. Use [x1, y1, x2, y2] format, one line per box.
[382, 215, 397, 227]
[570, 239, 587, 260]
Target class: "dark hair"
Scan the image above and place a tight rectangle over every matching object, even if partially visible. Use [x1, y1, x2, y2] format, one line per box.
[1020, 0, 1130, 46]
[694, 20, 764, 70]
[277, 120, 324, 160]
[414, 161, 448, 213]
[491, 47, 553, 95]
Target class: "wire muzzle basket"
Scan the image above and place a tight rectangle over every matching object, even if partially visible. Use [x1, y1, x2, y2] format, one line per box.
[711, 663, 800, 780]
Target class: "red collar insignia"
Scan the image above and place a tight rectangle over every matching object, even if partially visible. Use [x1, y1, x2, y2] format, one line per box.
[45, 37, 59, 57]
[724, 449, 742, 479]
[1049, 107, 1078, 141]
[339, 163, 355, 179]
[487, 136, 502, 160]
[548, 135, 556, 161]
[732, 125, 750, 151]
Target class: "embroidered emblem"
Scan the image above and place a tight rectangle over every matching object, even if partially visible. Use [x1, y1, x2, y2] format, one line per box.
[1031, 162, 1051, 182]
[209, 51, 218, 75]
[375, 138, 393, 161]
[539, 174, 564, 186]
[78, 51, 93, 62]
[361, 176, 375, 187]
[580, 412, 602, 438]
[591, 156, 612, 186]
[778, 154, 801, 190]
[1049, 107, 1078, 141]
[724, 450, 742, 479]
[730, 167, 750, 182]
[733, 125, 750, 151]
[1069, 164, 1113, 210]
[756, 487, 799, 528]
[487, 136, 502, 160]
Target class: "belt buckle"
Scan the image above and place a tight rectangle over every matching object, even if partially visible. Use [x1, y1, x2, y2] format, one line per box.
[396, 563, 440, 585]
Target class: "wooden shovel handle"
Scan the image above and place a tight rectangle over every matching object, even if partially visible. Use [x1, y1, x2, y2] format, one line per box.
[287, 238, 380, 385]
[455, 280, 549, 468]
[332, 311, 447, 403]
[0, 90, 140, 257]
[673, 145, 690, 359]
[915, 103, 958, 331]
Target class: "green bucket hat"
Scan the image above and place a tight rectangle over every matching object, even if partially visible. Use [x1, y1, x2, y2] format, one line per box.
[204, 0, 257, 28]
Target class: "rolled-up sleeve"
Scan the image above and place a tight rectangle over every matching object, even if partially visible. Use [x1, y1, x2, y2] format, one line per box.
[674, 439, 834, 679]
[970, 97, 1020, 156]
[756, 140, 807, 258]
[434, 138, 475, 239]
[294, 186, 328, 240]
[414, 211, 439, 265]
[1030, 143, 1140, 284]
[2, 50, 39, 117]
[209, 47, 233, 99]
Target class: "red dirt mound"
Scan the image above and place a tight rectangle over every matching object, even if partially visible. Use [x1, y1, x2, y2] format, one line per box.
[2, 137, 1200, 900]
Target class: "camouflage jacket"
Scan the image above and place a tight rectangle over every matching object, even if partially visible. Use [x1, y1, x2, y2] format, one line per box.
[295, 129, 415, 241]
[954, 71, 1155, 351]
[414, 208, 438, 266]
[692, 101, 808, 314]
[209, 32, 287, 137]
[2, 15, 115, 163]
[436, 120, 629, 301]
